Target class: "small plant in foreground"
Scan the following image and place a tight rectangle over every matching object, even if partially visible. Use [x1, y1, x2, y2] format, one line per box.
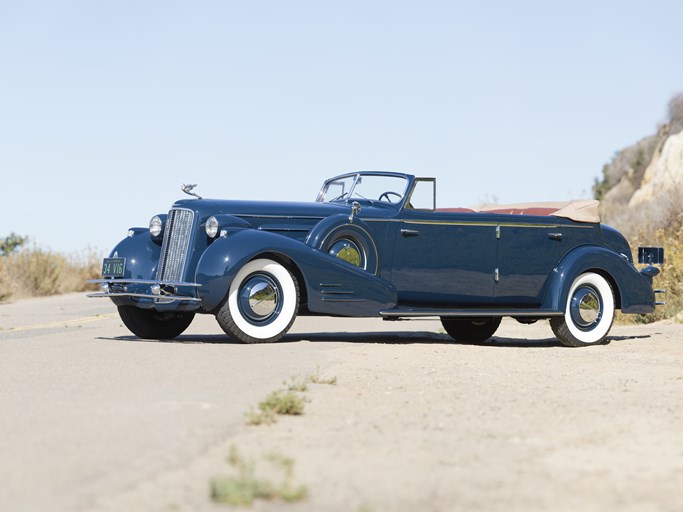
[246, 390, 306, 425]
[246, 370, 337, 425]
[285, 375, 309, 392]
[211, 446, 307, 506]
[308, 372, 337, 386]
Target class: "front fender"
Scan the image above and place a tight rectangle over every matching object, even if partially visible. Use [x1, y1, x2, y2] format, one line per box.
[108, 228, 160, 281]
[195, 229, 397, 315]
[541, 245, 655, 314]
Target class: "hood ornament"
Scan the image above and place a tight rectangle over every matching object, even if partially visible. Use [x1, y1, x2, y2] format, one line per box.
[181, 184, 203, 200]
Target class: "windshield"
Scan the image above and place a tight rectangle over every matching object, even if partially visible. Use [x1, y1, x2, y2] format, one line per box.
[318, 174, 409, 204]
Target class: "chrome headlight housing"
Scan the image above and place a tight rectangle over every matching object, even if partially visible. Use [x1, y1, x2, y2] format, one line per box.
[149, 215, 164, 237]
[205, 216, 219, 238]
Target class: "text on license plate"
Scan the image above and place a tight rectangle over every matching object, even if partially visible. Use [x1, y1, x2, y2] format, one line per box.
[102, 257, 126, 277]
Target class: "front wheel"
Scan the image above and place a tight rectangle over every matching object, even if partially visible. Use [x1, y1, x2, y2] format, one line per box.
[550, 272, 615, 347]
[441, 317, 501, 343]
[118, 306, 194, 340]
[216, 258, 299, 344]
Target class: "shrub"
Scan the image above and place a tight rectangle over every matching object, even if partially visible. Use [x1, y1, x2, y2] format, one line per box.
[668, 92, 683, 134]
[0, 258, 14, 302]
[0, 244, 102, 302]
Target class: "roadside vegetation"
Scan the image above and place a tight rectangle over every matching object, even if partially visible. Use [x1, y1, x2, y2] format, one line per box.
[619, 212, 683, 323]
[211, 371, 337, 506]
[211, 447, 308, 506]
[0, 233, 101, 303]
[245, 370, 337, 426]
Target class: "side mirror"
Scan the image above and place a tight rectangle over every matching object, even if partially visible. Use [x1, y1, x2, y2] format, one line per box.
[349, 201, 361, 223]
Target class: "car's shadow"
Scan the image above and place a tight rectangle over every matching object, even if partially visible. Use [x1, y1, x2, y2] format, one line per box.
[98, 332, 652, 347]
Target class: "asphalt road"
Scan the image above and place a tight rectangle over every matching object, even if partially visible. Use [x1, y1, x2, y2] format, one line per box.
[1, 294, 682, 512]
[0, 294, 344, 511]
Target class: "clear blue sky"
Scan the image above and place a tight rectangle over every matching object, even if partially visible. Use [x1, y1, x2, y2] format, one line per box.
[1, 0, 682, 254]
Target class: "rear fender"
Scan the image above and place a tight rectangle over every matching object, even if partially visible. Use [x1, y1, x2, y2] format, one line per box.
[195, 229, 396, 315]
[541, 245, 655, 314]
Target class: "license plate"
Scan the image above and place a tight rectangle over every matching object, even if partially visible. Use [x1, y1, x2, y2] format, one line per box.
[102, 257, 126, 278]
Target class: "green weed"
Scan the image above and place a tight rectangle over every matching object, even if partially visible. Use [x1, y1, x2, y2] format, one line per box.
[211, 446, 307, 506]
[246, 390, 306, 426]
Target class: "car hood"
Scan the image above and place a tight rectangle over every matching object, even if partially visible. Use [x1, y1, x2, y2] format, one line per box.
[170, 198, 390, 220]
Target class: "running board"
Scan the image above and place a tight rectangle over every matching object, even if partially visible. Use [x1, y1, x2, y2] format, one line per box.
[379, 307, 563, 318]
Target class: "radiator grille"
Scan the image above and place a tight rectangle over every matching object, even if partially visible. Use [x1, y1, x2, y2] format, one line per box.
[157, 208, 194, 282]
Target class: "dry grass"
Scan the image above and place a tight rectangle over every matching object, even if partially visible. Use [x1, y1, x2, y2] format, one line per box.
[246, 390, 307, 426]
[0, 246, 101, 302]
[618, 212, 683, 323]
[210, 447, 307, 506]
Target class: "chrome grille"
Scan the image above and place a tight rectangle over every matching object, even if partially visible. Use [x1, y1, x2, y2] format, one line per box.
[157, 208, 194, 282]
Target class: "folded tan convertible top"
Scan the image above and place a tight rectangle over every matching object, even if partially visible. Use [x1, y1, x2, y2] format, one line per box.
[474, 200, 600, 223]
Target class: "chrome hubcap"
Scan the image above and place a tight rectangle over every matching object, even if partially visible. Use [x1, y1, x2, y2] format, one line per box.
[239, 274, 280, 323]
[570, 286, 602, 330]
[329, 239, 363, 268]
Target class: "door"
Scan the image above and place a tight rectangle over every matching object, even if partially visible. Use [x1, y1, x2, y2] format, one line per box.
[493, 221, 561, 306]
[390, 211, 497, 306]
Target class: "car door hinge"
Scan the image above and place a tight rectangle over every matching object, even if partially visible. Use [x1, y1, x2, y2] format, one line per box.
[496, 225, 501, 239]
[494, 268, 500, 283]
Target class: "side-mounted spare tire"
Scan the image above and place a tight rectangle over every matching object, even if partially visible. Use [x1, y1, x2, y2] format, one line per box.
[307, 215, 379, 274]
[216, 258, 299, 344]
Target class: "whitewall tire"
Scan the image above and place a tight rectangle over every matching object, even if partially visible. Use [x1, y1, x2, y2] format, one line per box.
[216, 258, 299, 343]
[550, 272, 615, 347]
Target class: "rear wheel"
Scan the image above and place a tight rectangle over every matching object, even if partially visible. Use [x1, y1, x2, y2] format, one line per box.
[118, 306, 194, 340]
[441, 317, 502, 343]
[216, 258, 299, 344]
[550, 272, 615, 347]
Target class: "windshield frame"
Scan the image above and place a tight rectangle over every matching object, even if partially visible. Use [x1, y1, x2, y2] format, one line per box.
[316, 171, 415, 207]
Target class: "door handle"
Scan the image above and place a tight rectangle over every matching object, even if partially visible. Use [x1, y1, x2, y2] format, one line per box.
[400, 229, 420, 238]
[548, 232, 563, 241]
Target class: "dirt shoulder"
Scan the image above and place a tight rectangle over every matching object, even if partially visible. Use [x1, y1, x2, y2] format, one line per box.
[89, 316, 683, 512]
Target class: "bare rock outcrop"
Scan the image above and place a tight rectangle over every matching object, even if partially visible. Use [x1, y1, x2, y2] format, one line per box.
[595, 94, 683, 236]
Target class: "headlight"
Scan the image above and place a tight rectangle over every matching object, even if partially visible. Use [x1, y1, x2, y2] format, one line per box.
[149, 215, 163, 237]
[205, 216, 219, 238]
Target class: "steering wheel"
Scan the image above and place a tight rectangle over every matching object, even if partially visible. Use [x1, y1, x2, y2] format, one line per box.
[378, 191, 402, 203]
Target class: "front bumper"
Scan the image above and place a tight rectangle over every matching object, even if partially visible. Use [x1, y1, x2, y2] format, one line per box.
[87, 279, 202, 303]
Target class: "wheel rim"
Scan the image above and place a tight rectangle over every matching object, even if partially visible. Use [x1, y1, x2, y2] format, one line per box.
[570, 285, 602, 331]
[226, 259, 298, 341]
[328, 238, 364, 268]
[238, 273, 282, 325]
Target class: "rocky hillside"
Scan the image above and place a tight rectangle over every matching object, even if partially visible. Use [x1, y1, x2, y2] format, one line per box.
[594, 94, 683, 236]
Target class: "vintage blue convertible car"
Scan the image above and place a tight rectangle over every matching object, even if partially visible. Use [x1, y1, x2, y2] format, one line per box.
[89, 171, 663, 347]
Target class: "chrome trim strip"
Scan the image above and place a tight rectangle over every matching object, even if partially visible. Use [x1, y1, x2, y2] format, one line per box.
[403, 220, 563, 229]
[364, 218, 594, 229]
[321, 298, 365, 302]
[235, 214, 325, 220]
[87, 279, 201, 287]
[380, 308, 563, 317]
[257, 227, 311, 232]
[87, 292, 201, 302]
